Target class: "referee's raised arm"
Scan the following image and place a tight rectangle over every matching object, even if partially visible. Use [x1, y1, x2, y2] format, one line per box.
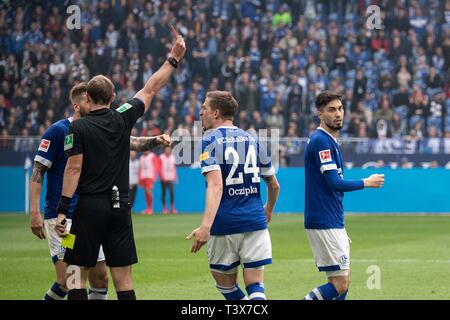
[134, 25, 186, 112]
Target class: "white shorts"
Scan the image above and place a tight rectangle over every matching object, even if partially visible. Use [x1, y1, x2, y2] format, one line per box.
[44, 218, 105, 264]
[306, 228, 350, 276]
[207, 229, 272, 274]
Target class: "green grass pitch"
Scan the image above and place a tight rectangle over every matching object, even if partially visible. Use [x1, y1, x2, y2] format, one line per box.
[0, 213, 449, 300]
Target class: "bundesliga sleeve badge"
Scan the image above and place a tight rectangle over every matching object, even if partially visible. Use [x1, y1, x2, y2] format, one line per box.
[64, 134, 73, 151]
[38, 139, 51, 152]
[319, 149, 332, 163]
[200, 151, 210, 162]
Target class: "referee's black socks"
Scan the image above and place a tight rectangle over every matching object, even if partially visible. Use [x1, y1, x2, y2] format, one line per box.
[68, 288, 135, 300]
[117, 290, 136, 300]
[68, 288, 88, 300]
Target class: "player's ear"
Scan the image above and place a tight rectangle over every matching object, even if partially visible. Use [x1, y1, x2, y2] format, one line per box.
[72, 104, 79, 112]
[213, 108, 220, 119]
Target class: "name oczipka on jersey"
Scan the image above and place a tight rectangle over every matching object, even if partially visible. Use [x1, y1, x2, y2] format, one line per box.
[228, 185, 258, 197]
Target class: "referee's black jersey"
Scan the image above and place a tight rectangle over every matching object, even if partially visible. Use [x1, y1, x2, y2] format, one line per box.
[64, 98, 145, 195]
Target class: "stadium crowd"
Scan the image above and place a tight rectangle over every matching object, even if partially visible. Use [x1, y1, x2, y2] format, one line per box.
[0, 0, 449, 148]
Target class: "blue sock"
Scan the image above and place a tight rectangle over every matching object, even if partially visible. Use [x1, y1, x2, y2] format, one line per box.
[43, 282, 67, 300]
[246, 282, 266, 300]
[216, 283, 248, 300]
[336, 290, 348, 300]
[304, 283, 339, 300]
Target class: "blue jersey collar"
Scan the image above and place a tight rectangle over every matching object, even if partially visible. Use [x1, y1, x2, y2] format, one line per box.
[318, 127, 338, 143]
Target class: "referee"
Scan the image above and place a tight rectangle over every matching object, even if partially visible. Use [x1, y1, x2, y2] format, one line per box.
[55, 28, 186, 300]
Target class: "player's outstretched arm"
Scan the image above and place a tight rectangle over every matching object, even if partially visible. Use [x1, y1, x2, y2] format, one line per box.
[55, 154, 83, 237]
[130, 134, 171, 152]
[363, 174, 385, 188]
[186, 170, 223, 253]
[134, 26, 186, 112]
[29, 161, 48, 239]
[263, 175, 280, 223]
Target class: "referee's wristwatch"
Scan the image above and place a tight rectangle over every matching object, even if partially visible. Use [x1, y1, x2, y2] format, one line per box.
[167, 56, 178, 69]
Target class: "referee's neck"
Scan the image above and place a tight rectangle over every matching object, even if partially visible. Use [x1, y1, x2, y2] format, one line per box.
[90, 104, 109, 112]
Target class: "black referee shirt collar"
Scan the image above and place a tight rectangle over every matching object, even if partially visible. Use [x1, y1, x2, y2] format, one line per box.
[89, 107, 109, 115]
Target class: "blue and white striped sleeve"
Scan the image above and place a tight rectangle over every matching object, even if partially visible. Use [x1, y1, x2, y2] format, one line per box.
[34, 125, 61, 169]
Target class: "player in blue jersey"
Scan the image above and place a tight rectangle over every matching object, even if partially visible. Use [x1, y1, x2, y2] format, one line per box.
[303, 91, 384, 300]
[187, 91, 280, 300]
[29, 83, 170, 300]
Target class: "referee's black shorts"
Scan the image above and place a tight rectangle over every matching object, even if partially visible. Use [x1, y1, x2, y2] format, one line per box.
[64, 194, 138, 268]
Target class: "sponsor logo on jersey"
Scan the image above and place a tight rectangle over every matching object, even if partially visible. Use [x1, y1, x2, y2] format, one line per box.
[200, 151, 210, 161]
[228, 185, 258, 197]
[116, 103, 132, 113]
[64, 134, 73, 151]
[216, 135, 253, 144]
[38, 139, 51, 152]
[319, 149, 332, 163]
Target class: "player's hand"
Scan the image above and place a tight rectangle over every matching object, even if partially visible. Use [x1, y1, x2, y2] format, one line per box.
[170, 25, 186, 61]
[55, 214, 69, 237]
[186, 226, 210, 253]
[30, 210, 46, 239]
[264, 205, 273, 224]
[363, 174, 385, 188]
[156, 134, 171, 146]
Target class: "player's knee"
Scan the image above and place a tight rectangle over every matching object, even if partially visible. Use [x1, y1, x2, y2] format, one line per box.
[94, 271, 109, 288]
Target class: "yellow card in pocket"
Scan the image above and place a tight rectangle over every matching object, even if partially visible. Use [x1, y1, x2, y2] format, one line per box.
[61, 233, 76, 249]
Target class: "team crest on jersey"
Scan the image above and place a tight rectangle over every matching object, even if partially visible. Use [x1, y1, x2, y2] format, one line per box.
[38, 139, 51, 152]
[319, 149, 332, 163]
[64, 134, 73, 151]
[339, 254, 349, 265]
[116, 103, 132, 113]
[200, 151, 210, 161]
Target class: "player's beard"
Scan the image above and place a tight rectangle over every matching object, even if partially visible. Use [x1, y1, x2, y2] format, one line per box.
[326, 119, 343, 131]
[331, 122, 344, 131]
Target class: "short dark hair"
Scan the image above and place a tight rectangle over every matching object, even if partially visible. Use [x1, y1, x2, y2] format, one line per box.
[70, 82, 87, 104]
[316, 91, 343, 110]
[87, 75, 114, 105]
[206, 91, 238, 120]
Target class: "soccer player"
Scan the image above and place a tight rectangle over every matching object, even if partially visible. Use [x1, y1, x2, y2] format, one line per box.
[30, 83, 170, 300]
[303, 91, 384, 300]
[187, 91, 280, 300]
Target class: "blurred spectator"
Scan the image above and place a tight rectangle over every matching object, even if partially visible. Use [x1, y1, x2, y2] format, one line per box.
[138, 151, 159, 215]
[159, 145, 178, 214]
[129, 150, 139, 209]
